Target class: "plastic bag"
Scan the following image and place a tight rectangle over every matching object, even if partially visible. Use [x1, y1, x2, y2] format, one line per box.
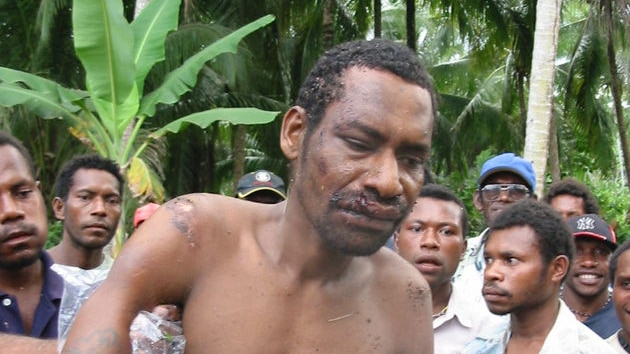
[52, 262, 185, 353]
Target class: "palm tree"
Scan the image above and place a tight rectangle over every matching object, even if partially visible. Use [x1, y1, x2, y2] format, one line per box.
[562, 0, 629, 183]
[523, 0, 563, 197]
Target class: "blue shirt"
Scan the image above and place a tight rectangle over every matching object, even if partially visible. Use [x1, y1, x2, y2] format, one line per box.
[585, 296, 622, 339]
[0, 251, 64, 338]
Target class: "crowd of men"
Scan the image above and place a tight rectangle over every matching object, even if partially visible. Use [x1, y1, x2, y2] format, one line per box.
[1, 38, 629, 353]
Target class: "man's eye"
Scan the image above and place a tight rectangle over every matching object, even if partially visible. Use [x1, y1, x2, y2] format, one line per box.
[505, 257, 519, 265]
[400, 156, 424, 170]
[410, 225, 423, 233]
[346, 138, 370, 151]
[16, 189, 33, 198]
[440, 229, 456, 236]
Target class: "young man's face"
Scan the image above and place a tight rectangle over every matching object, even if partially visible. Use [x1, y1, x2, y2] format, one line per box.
[612, 250, 630, 340]
[395, 196, 466, 290]
[53, 168, 121, 250]
[0, 145, 48, 270]
[285, 67, 434, 256]
[482, 225, 556, 315]
[565, 238, 611, 299]
[549, 194, 586, 220]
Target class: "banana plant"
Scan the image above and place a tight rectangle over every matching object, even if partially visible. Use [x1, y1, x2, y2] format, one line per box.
[0, 0, 277, 203]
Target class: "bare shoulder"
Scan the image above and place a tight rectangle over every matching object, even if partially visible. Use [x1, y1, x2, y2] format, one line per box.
[162, 193, 266, 226]
[373, 247, 430, 287]
[369, 247, 431, 311]
[363, 248, 433, 353]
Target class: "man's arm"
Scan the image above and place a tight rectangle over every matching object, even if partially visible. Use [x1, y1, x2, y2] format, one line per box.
[62, 195, 204, 354]
[0, 334, 57, 353]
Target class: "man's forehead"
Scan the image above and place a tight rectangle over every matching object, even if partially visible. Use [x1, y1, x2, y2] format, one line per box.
[0, 145, 35, 181]
[574, 237, 611, 249]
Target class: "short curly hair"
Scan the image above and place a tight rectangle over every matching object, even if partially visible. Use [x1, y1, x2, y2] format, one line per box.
[484, 199, 574, 281]
[543, 178, 599, 215]
[295, 39, 437, 137]
[54, 154, 124, 201]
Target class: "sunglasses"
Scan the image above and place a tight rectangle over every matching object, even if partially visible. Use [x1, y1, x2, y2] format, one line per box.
[480, 184, 531, 201]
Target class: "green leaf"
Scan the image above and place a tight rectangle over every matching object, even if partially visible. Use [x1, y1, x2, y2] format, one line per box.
[73, 0, 135, 106]
[151, 108, 280, 137]
[130, 0, 182, 94]
[0, 67, 89, 104]
[0, 83, 81, 119]
[139, 15, 275, 117]
[91, 84, 140, 136]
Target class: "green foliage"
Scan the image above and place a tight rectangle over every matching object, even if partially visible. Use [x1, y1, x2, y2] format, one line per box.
[0, 0, 278, 253]
[583, 172, 630, 244]
[435, 150, 495, 237]
[45, 221, 63, 249]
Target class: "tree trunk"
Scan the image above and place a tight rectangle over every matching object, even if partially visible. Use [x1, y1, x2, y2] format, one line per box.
[548, 114, 561, 183]
[523, 0, 562, 198]
[604, 0, 630, 186]
[233, 125, 247, 190]
[406, 0, 416, 51]
[322, 0, 335, 50]
[374, 0, 382, 38]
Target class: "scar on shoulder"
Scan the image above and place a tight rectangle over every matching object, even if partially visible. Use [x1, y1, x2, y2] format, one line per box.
[165, 196, 195, 234]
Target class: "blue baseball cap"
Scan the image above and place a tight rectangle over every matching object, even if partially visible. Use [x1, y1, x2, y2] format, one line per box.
[478, 153, 536, 191]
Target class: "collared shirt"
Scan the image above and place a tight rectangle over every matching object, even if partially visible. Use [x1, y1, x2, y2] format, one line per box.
[452, 229, 487, 306]
[433, 283, 506, 354]
[0, 251, 64, 338]
[585, 296, 622, 339]
[607, 330, 630, 353]
[462, 300, 616, 354]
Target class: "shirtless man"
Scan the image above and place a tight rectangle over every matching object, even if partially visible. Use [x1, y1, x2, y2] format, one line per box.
[63, 39, 437, 353]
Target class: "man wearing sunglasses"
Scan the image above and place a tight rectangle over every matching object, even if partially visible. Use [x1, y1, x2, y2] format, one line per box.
[453, 152, 536, 305]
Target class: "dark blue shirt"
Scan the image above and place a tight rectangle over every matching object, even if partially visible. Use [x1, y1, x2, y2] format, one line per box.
[584, 296, 622, 339]
[0, 251, 63, 338]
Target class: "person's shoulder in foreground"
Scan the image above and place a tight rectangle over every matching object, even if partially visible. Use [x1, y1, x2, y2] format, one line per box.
[63, 38, 437, 353]
[463, 199, 614, 354]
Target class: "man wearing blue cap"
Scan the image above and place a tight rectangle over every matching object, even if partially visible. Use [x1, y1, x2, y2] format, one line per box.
[453, 152, 537, 304]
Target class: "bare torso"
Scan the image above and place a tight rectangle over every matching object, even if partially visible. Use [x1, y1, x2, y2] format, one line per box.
[64, 194, 432, 353]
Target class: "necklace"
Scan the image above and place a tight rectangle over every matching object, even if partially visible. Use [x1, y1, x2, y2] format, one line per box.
[432, 305, 448, 319]
[561, 290, 612, 319]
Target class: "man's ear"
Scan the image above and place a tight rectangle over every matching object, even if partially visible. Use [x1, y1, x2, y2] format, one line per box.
[473, 189, 484, 211]
[52, 197, 65, 221]
[392, 231, 400, 252]
[549, 255, 570, 284]
[280, 106, 307, 161]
